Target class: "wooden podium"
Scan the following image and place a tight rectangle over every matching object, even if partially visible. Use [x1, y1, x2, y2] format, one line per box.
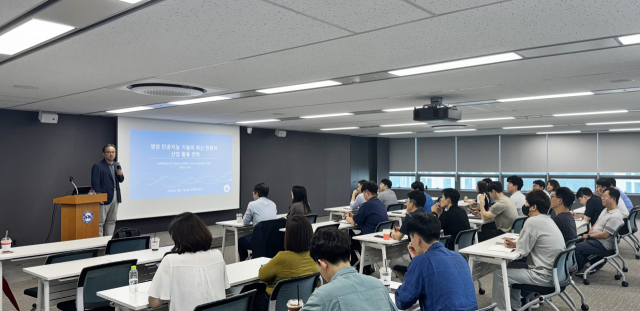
[53, 194, 107, 241]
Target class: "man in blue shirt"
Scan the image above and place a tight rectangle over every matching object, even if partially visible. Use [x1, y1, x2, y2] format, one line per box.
[395, 213, 478, 311]
[411, 181, 434, 212]
[609, 178, 634, 212]
[390, 190, 427, 280]
[238, 183, 277, 261]
[349, 179, 368, 210]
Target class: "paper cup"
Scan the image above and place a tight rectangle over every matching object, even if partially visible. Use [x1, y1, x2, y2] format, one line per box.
[151, 237, 160, 250]
[383, 229, 391, 240]
[287, 299, 304, 311]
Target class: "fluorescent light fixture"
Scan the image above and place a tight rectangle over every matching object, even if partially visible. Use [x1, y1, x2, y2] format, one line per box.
[553, 110, 628, 117]
[119, 0, 144, 3]
[300, 112, 353, 119]
[379, 123, 426, 127]
[536, 131, 581, 135]
[388, 52, 522, 77]
[618, 34, 640, 45]
[502, 125, 553, 129]
[0, 19, 74, 55]
[586, 120, 640, 126]
[457, 117, 515, 123]
[320, 127, 359, 131]
[433, 129, 477, 133]
[610, 128, 640, 132]
[235, 119, 280, 124]
[256, 80, 341, 94]
[106, 106, 153, 114]
[382, 107, 418, 112]
[379, 132, 414, 135]
[169, 96, 230, 106]
[497, 92, 593, 103]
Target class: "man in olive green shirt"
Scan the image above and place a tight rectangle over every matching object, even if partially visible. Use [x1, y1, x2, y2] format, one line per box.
[476, 181, 519, 241]
[302, 228, 397, 311]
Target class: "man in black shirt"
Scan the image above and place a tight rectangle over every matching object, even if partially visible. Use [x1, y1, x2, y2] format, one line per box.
[574, 187, 605, 226]
[550, 187, 577, 242]
[432, 188, 470, 250]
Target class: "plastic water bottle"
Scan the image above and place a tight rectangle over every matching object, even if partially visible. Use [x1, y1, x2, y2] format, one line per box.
[129, 266, 138, 294]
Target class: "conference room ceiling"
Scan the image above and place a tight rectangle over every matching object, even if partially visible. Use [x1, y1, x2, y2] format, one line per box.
[1, 0, 640, 137]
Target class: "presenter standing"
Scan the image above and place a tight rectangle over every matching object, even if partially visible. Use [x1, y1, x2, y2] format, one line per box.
[91, 144, 125, 236]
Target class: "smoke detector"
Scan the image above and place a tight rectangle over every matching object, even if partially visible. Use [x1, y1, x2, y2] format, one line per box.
[126, 83, 207, 97]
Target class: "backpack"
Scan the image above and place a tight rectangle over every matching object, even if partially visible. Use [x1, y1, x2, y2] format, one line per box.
[112, 227, 140, 239]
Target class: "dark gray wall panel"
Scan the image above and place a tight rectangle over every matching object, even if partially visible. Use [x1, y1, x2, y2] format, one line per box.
[457, 136, 499, 172]
[390, 138, 415, 172]
[501, 135, 547, 173]
[417, 137, 455, 172]
[350, 136, 370, 191]
[377, 138, 390, 181]
[548, 134, 597, 173]
[599, 132, 640, 173]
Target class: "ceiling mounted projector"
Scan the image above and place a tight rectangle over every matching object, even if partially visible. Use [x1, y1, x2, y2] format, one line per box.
[127, 83, 207, 97]
[413, 97, 461, 123]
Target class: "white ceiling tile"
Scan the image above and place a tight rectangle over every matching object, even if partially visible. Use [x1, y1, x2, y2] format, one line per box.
[0, 0, 45, 27]
[409, 0, 502, 14]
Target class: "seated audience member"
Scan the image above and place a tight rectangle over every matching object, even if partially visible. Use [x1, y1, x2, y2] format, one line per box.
[575, 188, 625, 273]
[507, 175, 526, 216]
[349, 180, 368, 210]
[492, 190, 565, 311]
[411, 181, 434, 212]
[288, 185, 312, 216]
[466, 181, 490, 210]
[432, 188, 471, 251]
[482, 178, 495, 203]
[302, 229, 398, 311]
[378, 178, 399, 207]
[344, 181, 389, 271]
[254, 215, 318, 307]
[239, 183, 277, 261]
[609, 177, 634, 212]
[550, 187, 578, 242]
[395, 213, 477, 311]
[574, 187, 605, 226]
[148, 213, 229, 311]
[476, 182, 518, 241]
[390, 190, 427, 280]
[596, 178, 629, 216]
[532, 179, 550, 197]
[546, 179, 560, 193]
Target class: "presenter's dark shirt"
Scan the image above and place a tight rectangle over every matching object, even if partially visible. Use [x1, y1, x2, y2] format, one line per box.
[353, 196, 389, 235]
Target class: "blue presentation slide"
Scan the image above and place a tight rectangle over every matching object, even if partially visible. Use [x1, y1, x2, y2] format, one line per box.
[129, 130, 233, 200]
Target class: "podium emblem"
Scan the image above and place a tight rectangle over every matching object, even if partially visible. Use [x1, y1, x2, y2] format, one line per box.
[82, 210, 94, 224]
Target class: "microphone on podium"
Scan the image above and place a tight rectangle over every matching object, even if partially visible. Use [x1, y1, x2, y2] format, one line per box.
[69, 176, 79, 195]
[116, 162, 122, 171]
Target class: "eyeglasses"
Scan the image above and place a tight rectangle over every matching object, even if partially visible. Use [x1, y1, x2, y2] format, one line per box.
[104, 151, 116, 154]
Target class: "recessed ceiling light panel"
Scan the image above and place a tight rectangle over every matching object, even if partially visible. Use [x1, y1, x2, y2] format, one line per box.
[497, 92, 593, 103]
[236, 119, 281, 124]
[537, 131, 581, 135]
[379, 123, 426, 127]
[502, 125, 553, 129]
[320, 127, 359, 131]
[379, 132, 414, 135]
[609, 128, 640, 132]
[300, 113, 353, 119]
[106, 106, 154, 114]
[256, 80, 341, 94]
[587, 120, 640, 126]
[553, 110, 628, 117]
[169, 96, 230, 106]
[388, 53, 521, 77]
[457, 117, 515, 123]
[618, 34, 640, 45]
[433, 129, 477, 133]
[0, 19, 74, 55]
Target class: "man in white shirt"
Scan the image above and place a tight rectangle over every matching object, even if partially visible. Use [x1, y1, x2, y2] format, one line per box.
[507, 176, 526, 216]
[532, 180, 551, 197]
[239, 183, 277, 261]
[350, 180, 368, 210]
[595, 178, 629, 217]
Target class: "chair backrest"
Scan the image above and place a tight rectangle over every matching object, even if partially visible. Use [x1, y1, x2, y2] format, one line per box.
[628, 208, 639, 231]
[565, 237, 582, 274]
[511, 217, 527, 234]
[76, 259, 137, 310]
[252, 218, 287, 258]
[551, 248, 572, 291]
[46, 249, 99, 265]
[105, 236, 150, 255]
[454, 228, 479, 252]
[387, 203, 403, 212]
[315, 223, 339, 232]
[305, 214, 318, 224]
[112, 227, 141, 239]
[548, 208, 556, 218]
[194, 289, 256, 311]
[439, 235, 451, 247]
[270, 273, 320, 311]
[375, 220, 395, 232]
[477, 302, 498, 311]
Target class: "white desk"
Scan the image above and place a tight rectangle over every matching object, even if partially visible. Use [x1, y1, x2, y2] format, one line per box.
[573, 206, 586, 214]
[576, 219, 589, 234]
[459, 233, 521, 311]
[0, 236, 112, 311]
[325, 206, 353, 221]
[352, 233, 409, 274]
[389, 281, 420, 311]
[23, 246, 172, 311]
[217, 214, 286, 263]
[279, 221, 356, 232]
[96, 257, 271, 311]
[387, 210, 407, 226]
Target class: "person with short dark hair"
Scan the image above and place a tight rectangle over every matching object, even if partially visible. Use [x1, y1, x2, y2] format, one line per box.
[546, 180, 560, 193]
[288, 185, 312, 216]
[482, 178, 493, 184]
[575, 188, 625, 273]
[609, 177, 634, 212]
[302, 229, 398, 311]
[596, 178, 629, 216]
[238, 183, 277, 261]
[507, 176, 526, 216]
[91, 144, 125, 236]
[432, 188, 471, 250]
[148, 213, 229, 311]
[411, 181, 434, 211]
[378, 178, 399, 207]
[574, 187, 605, 226]
[492, 190, 565, 311]
[550, 187, 577, 242]
[476, 182, 519, 241]
[394, 214, 477, 311]
[390, 190, 428, 280]
[532, 180, 550, 197]
[350, 180, 368, 210]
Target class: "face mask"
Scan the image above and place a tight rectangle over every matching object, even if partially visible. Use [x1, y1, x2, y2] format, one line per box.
[522, 204, 530, 216]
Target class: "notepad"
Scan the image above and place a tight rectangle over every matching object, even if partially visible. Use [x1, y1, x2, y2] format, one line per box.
[488, 245, 515, 253]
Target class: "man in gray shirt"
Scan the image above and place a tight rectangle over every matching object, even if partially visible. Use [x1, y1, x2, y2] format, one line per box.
[492, 190, 565, 311]
[575, 187, 625, 273]
[378, 178, 398, 207]
[238, 183, 277, 261]
[476, 181, 519, 241]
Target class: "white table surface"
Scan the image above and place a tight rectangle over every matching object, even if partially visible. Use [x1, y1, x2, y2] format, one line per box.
[387, 210, 407, 218]
[0, 236, 112, 261]
[23, 246, 173, 281]
[573, 206, 586, 214]
[279, 221, 355, 232]
[324, 206, 353, 212]
[216, 214, 287, 227]
[389, 281, 420, 311]
[353, 232, 408, 245]
[96, 257, 271, 311]
[459, 233, 522, 260]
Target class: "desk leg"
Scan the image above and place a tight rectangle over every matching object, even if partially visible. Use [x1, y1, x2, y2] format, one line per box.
[43, 280, 50, 311]
[221, 226, 227, 257]
[474, 232, 479, 244]
[468, 255, 475, 274]
[501, 260, 511, 311]
[37, 279, 43, 311]
[0, 260, 3, 311]
[234, 228, 240, 263]
[359, 243, 366, 274]
[381, 245, 388, 269]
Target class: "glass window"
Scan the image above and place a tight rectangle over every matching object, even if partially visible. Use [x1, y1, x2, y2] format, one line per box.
[389, 176, 414, 189]
[460, 177, 498, 190]
[613, 179, 640, 194]
[503, 177, 546, 192]
[420, 176, 456, 190]
[551, 178, 595, 192]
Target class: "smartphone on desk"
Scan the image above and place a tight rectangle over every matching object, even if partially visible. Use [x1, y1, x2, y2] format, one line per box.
[374, 235, 384, 238]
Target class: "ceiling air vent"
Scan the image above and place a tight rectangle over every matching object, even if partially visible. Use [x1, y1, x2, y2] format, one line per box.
[430, 124, 469, 130]
[127, 83, 207, 97]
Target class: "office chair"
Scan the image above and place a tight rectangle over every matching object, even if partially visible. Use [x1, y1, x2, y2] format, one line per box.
[315, 223, 340, 232]
[438, 235, 451, 248]
[620, 208, 639, 259]
[375, 221, 395, 232]
[387, 203, 403, 212]
[513, 249, 573, 311]
[305, 214, 318, 224]
[269, 273, 320, 311]
[511, 217, 527, 234]
[477, 303, 498, 311]
[582, 223, 628, 287]
[454, 228, 484, 295]
[565, 237, 589, 311]
[105, 236, 150, 255]
[194, 290, 257, 311]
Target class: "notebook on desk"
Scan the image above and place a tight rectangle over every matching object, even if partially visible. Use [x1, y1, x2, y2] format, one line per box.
[488, 245, 515, 253]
